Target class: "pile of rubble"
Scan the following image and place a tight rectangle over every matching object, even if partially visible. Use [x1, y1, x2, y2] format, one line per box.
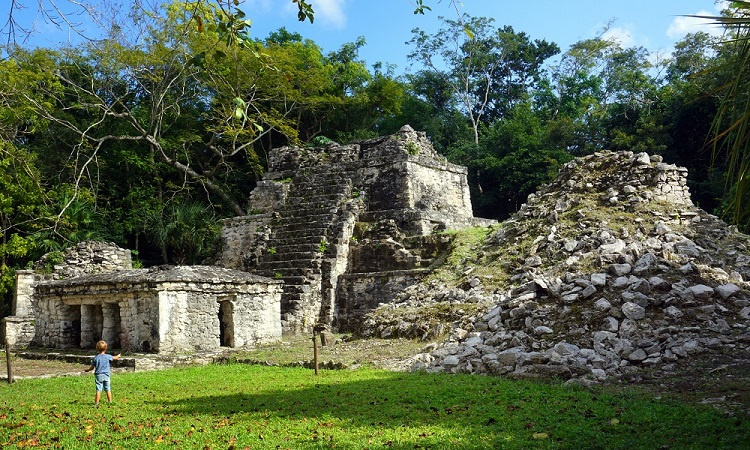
[364, 151, 750, 383]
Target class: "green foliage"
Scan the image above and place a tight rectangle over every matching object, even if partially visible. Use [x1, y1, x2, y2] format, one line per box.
[318, 238, 328, 254]
[130, 250, 144, 269]
[1, 364, 748, 448]
[38, 250, 64, 274]
[0, 141, 54, 314]
[702, 2, 750, 230]
[413, 0, 433, 15]
[144, 200, 220, 265]
[540, 36, 666, 155]
[408, 15, 559, 143]
[309, 135, 336, 146]
[0, 1, 740, 271]
[429, 226, 501, 286]
[449, 101, 573, 219]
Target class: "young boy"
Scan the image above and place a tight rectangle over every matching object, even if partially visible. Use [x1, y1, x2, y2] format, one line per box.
[84, 340, 121, 408]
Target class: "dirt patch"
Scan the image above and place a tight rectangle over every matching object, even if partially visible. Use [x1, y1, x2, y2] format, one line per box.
[230, 335, 428, 371]
[626, 346, 750, 416]
[1, 350, 86, 379]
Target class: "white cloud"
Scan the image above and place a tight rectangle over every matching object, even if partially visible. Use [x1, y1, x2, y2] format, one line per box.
[316, 0, 347, 28]
[667, 2, 729, 40]
[602, 26, 635, 48]
[283, 0, 347, 28]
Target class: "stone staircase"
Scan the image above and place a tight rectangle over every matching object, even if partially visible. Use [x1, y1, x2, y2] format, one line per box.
[216, 126, 486, 336]
[257, 167, 361, 333]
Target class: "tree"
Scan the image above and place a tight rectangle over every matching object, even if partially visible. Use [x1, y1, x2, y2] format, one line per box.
[697, 2, 750, 229]
[0, 142, 48, 316]
[408, 15, 558, 144]
[145, 201, 219, 265]
[541, 35, 666, 155]
[383, 69, 472, 153]
[2, 0, 314, 46]
[449, 101, 572, 219]
[657, 32, 722, 212]
[3, 2, 319, 219]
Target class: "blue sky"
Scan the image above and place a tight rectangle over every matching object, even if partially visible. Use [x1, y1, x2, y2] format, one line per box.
[246, 0, 727, 72]
[3, 0, 727, 72]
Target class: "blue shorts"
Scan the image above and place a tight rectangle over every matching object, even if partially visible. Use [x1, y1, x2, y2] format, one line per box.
[95, 374, 111, 392]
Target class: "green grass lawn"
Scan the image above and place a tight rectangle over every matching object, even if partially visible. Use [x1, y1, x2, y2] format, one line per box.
[1, 364, 748, 449]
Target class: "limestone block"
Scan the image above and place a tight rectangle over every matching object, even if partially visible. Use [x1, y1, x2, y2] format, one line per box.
[621, 302, 646, 320]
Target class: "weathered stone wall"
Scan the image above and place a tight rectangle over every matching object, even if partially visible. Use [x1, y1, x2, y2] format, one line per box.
[218, 125, 486, 334]
[357, 151, 750, 385]
[336, 270, 432, 332]
[2, 316, 36, 347]
[25, 265, 282, 353]
[405, 158, 474, 230]
[34, 241, 132, 278]
[2, 271, 54, 347]
[217, 215, 274, 271]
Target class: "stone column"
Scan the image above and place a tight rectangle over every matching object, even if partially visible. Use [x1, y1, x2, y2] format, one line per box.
[80, 305, 96, 349]
[101, 303, 119, 347]
[117, 301, 130, 352]
[12, 270, 36, 316]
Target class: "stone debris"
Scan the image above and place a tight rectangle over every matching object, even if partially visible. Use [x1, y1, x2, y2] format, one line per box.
[362, 150, 750, 383]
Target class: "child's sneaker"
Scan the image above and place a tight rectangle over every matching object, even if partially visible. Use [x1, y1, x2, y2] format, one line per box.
[95, 402, 100, 409]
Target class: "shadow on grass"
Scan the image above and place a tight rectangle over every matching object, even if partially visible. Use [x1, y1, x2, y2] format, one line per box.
[152, 366, 750, 449]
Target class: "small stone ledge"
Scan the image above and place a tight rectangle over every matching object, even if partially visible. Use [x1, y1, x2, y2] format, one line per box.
[339, 268, 432, 279]
[214, 356, 348, 370]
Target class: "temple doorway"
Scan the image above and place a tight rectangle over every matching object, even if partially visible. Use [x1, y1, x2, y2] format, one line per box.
[218, 300, 235, 347]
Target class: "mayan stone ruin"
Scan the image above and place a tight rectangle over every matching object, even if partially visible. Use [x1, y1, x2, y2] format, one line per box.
[364, 150, 750, 385]
[215, 124, 493, 334]
[3, 241, 282, 354]
[6, 129, 749, 386]
[2, 125, 491, 352]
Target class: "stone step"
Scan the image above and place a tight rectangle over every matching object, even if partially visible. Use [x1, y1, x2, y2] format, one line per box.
[277, 275, 317, 286]
[286, 192, 349, 205]
[266, 234, 331, 247]
[293, 173, 351, 185]
[292, 174, 350, 185]
[281, 284, 316, 295]
[272, 219, 335, 232]
[280, 209, 338, 220]
[262, 250, 321, 263]
[272, 226, 331, 238]
[254, 272, 317, 287]
[265, 243, 321, 254]
[281, 294, 302, 307]
[274, 267, 316, 278]
[259, 259, 323, 271]
[286, 199, 351, 212]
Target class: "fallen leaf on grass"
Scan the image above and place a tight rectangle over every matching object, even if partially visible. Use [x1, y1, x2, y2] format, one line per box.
[532, 433, 549, 440]
[17, 437, 41, 447]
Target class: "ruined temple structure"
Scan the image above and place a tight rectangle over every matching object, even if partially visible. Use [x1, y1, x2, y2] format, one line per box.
[216, 125, 493, 334]
[1, 125, 491, 352]
[3, 242, 282, 353]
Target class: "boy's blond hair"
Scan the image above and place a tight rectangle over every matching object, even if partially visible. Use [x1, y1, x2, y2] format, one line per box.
[96, 340, 108, 353]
